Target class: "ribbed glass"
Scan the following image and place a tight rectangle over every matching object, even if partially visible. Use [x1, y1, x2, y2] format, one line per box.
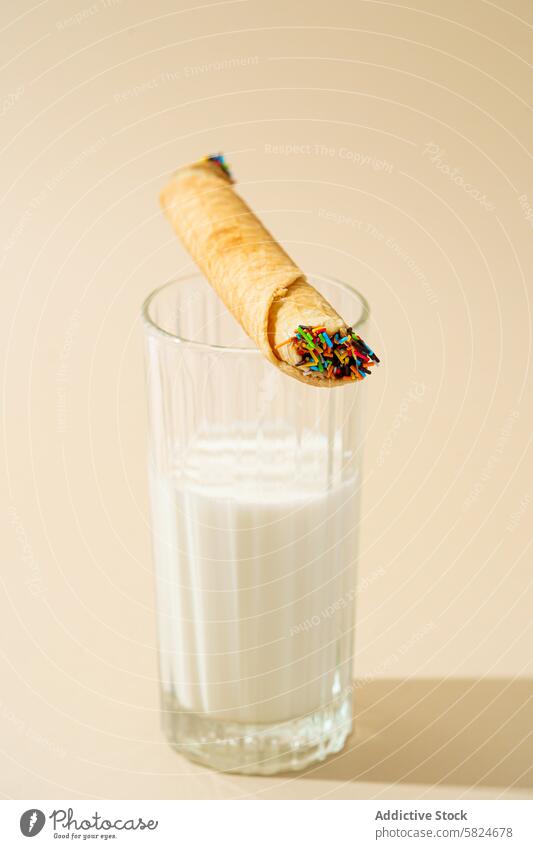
[143, 272, 369, 774]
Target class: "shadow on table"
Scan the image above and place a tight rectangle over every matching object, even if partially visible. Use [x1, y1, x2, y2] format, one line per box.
[300, 678, 533, 790]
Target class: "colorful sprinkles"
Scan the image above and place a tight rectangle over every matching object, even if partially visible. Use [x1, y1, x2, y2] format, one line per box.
[206, 153, 233, 181]
[278, 325, 380, 382]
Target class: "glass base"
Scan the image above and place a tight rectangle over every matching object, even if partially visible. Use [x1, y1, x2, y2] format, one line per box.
[161, 691, 353, 775]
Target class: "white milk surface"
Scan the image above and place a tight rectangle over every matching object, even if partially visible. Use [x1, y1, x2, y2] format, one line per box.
[150, 429, 359, 724]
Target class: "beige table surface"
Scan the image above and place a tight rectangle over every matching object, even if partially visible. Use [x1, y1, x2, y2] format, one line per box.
[1, 0, 532, 800]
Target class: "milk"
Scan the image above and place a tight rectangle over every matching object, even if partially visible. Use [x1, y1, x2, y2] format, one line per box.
[150, 427, 359, 725]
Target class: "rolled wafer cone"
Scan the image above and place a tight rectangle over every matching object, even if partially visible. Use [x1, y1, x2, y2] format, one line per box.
[160, 155, 376, 387]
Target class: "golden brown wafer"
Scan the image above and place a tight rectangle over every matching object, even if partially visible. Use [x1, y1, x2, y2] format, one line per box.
[160, 157, 348, 386]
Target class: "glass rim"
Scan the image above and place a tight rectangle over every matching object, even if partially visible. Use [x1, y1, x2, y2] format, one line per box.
[142, 272, 370, 354]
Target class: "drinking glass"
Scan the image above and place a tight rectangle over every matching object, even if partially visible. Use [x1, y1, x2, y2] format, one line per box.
[142, 272, 369, 774]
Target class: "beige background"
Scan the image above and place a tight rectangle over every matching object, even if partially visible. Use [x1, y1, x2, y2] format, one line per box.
[1, 0, 532, 800]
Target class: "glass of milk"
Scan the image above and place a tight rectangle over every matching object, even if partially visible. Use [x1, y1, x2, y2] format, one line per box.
[142, 272, 370, 774]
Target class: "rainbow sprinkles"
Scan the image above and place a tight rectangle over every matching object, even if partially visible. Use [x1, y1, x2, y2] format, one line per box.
[206, 153, 234, 181]
[277, 325, 380, 382]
